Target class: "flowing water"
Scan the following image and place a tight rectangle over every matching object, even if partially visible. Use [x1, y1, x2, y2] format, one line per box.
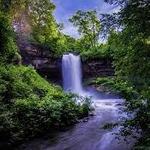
[18, 53, 135, 150]
[62, 53, 83, 93]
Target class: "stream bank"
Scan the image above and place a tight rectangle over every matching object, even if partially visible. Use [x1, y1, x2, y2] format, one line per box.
[16, 87, 135, 150]
[16, 54, 135, 150]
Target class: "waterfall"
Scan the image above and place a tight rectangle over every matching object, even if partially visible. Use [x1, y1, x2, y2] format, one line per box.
[62, 53, 83, 94]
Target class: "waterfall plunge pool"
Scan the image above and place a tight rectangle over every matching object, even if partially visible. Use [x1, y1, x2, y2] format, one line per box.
[17, 53, 136, 150]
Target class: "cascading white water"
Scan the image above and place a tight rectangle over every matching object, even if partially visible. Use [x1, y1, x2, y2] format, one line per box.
[18, 54, 135, 150]
[61, 54, 133, 150]
[62, 53, 83, 94]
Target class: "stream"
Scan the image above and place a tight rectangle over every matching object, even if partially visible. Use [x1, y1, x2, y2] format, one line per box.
[17, 54, 135, 150]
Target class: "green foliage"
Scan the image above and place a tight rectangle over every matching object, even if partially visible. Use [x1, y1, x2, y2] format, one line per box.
[80, 43, 112, 60]
[0, 65, 90, 147]
[134, 135, 150, 150]
[0, 11, 20, 64]
[92, 77, 138, 100]
[101, 0, 150, 148]
[68, 10, 113, 60]
[1, 0, 111, 59]
[1, 0, 66, 58]
[70, 10, 101, 51]
[107, 30, 150, 91]
[29, 0, 62, 54]
[0, 2, 91, 147]
[91, 76, 149, 149]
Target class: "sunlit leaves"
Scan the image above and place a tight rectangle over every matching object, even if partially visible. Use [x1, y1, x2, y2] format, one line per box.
[70, 10, 101, 49]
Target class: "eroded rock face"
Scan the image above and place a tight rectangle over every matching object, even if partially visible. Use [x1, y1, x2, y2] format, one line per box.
[18, 42, 113, 82]
[21, 54, 114, 83]
[82, 59, 114, 79]
[37, 59, 62, 84]
[17, 38, 62, 83]
[37, 58, 114, 84]
[17, 36, 114, 83]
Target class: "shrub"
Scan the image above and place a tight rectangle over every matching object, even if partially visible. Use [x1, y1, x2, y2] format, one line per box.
[91, 77, 150, 149]
[0, 12, 20, 64]
[0, 65, 90, 147]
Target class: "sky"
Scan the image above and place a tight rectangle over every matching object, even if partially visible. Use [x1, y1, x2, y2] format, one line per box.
[52, 0, 118, 38]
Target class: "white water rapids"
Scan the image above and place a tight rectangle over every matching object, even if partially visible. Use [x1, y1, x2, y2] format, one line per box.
[61, 53, 134, 150]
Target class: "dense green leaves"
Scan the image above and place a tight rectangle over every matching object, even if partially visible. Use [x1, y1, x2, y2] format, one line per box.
[70, 10, 101, 51]
[91, 77, 138, 100]
[0, 12, 20, 64]
[102, 0, 150, 149]
[0, 1, 91, 147]
[0, 65, 90, 147]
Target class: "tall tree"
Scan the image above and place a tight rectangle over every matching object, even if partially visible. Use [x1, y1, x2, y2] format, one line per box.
[0, 2, 20, 64]
[103, 1, 150, 148]
[0, 0, 68, 57]
[69, 10, 101, 50]
[103, 0, 150, 87]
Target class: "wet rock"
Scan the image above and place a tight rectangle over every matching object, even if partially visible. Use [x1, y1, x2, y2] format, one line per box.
[83, 59, 114, 79]
[89, 112, 95, 116]
[83, 118, 89, 122]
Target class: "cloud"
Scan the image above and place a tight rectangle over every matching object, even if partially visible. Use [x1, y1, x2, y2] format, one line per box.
[98, 2, 120, 14]
[52, 0, 119, 38]
[62, 22, 79, 38]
